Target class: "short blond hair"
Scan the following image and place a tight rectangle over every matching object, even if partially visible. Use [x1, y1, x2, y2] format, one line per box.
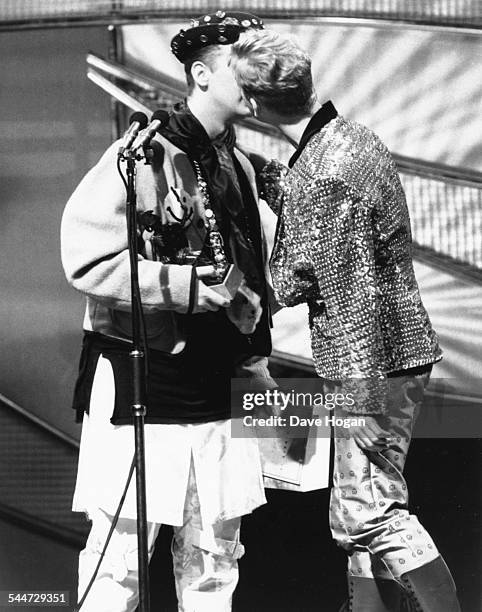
[231, 29, 316, 116]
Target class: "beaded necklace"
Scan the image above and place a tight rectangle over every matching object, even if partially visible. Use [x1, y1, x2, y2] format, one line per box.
[192, 159, 230, 281]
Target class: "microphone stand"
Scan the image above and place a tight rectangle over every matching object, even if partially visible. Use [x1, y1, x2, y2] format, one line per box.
[123, 150, 150, 612]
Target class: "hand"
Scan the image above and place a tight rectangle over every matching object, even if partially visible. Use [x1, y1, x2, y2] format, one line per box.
[193, 279, 231, 313]
[347, 415, 391, 451]
[226, 281, 262, 334]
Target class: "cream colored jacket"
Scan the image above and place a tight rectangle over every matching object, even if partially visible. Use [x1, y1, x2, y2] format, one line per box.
[61, 134, 277, 365]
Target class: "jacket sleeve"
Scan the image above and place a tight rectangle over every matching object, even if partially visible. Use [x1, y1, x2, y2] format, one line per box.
[270, 190, 320, 309]
[60, 141, 193, 313]
[257, 159, 289, 215]
[305, 177, 387, 414]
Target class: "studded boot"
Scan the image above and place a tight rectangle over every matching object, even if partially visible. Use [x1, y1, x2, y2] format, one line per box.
[400, 556, 461, 612]
[339, 575, 404, 611]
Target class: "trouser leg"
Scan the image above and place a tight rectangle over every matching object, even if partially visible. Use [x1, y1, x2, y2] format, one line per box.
[330, 374, 440, 577]
[171, 460, 244, 612]
[77, 509, 159, 612]
[329, 374, 459, 610]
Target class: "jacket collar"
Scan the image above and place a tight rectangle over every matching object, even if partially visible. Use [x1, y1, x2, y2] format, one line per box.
[288, 100, 338, 168]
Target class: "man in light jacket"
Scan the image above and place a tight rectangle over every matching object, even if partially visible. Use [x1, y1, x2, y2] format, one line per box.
[61, 11, 277, 612]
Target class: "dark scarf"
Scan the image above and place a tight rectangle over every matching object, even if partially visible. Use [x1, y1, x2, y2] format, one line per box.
[159, 102, 264, 294]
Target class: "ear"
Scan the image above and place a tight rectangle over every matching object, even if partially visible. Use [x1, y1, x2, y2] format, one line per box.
[190, 60, 212, 90]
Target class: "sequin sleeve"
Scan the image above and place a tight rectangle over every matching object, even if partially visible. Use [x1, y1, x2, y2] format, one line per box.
[305, 177, 387, 414]
[270, 204, 319, 308]
[257, 159, 289, 215]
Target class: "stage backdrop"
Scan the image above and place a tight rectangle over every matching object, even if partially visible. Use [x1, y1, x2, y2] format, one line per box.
[0, 27, 112, 439]
[122, 21, 482, 171]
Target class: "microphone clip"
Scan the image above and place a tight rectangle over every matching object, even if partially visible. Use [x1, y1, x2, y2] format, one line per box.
[119, 145, 153, 165]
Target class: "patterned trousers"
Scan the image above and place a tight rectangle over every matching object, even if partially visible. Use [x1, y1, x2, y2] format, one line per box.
[329, 373, 440, 580]
[77, 460, 244, 612]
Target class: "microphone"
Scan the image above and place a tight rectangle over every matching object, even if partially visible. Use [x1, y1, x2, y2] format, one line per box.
[117, 111, 148, 156]
[130, 109, 170, 153]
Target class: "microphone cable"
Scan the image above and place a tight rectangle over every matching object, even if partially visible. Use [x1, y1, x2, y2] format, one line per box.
[73, 455, 135, 611]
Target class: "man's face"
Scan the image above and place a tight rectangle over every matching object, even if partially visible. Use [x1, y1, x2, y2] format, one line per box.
[207, 46, 252, 121]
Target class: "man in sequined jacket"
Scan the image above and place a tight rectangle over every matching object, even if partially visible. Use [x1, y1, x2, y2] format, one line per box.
[61, 12, 278, 612]
[231, 30, 461, 612]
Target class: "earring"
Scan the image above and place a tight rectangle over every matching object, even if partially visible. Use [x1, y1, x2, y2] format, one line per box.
[249, 97, 259, 118]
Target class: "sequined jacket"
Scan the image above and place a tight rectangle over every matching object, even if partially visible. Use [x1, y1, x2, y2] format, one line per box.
[266, 115, 441, 410]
